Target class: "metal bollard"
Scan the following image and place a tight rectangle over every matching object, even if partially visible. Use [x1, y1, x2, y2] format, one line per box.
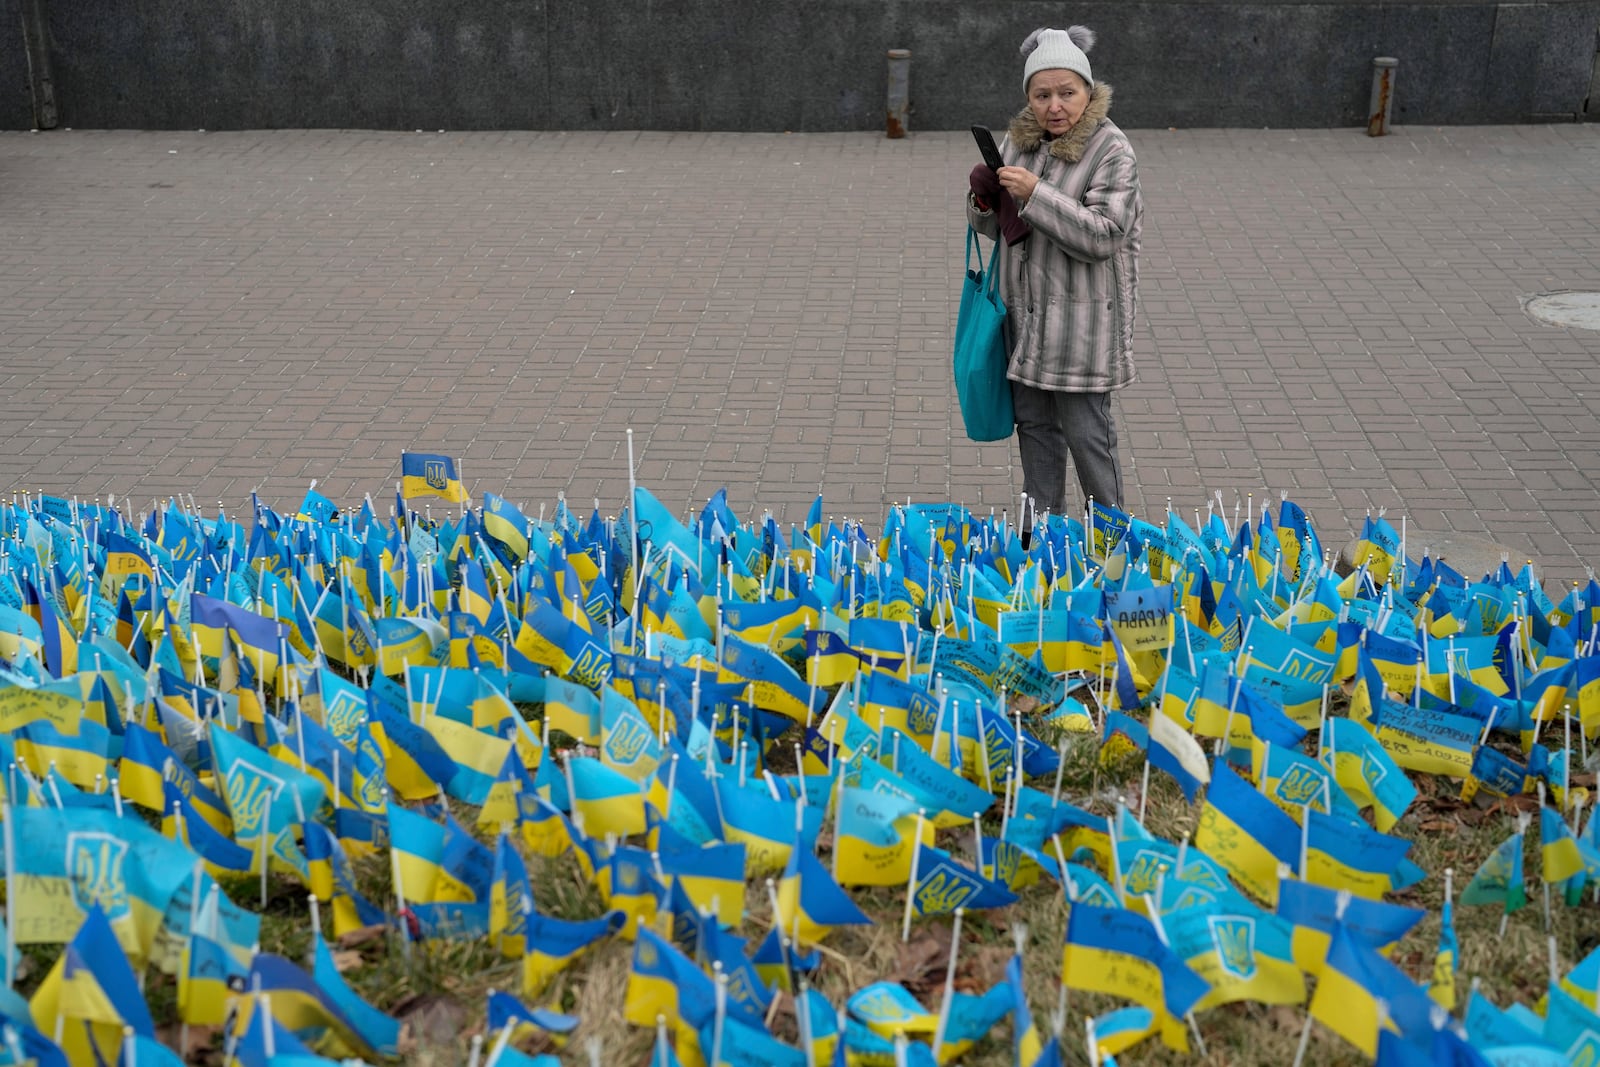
[886, 49, 911, 138]
[1368, 57, 1398, 137]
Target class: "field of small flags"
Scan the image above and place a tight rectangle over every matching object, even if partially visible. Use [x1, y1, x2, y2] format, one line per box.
[2, 448, 1599, 1067]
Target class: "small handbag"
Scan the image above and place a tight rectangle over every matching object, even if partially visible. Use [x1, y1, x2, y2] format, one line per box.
[952, 225, 1014, 442]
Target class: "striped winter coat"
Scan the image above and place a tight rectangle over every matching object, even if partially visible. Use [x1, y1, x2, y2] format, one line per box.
[967, 83, 1143, 393]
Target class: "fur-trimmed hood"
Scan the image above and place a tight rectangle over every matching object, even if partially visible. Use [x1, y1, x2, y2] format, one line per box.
[1007, 83, 1113, 164]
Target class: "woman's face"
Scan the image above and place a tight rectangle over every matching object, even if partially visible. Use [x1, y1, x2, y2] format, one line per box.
[1027, 69, 1090, 135]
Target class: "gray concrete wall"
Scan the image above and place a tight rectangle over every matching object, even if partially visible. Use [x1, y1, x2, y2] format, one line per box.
[12, 0, 1600, 131]
[1, 0, 36, 130]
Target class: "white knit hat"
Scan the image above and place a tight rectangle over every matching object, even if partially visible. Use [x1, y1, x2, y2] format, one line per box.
[1021, 26, 1095, 94]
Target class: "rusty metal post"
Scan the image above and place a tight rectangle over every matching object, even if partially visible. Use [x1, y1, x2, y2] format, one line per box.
[19, 0, 58, 129]
[1368, 57, 1398, 137]
[886, 49, 910, 138]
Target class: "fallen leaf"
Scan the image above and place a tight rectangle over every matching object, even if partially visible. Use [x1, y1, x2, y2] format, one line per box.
[396, 995, 467, 1047]
[337, 923, 387, 950]
[891, 929, 951, 995]
[333, 948, 365, 973]
[157, 1021, 219, 1058]
[953, 944, 1010, 994]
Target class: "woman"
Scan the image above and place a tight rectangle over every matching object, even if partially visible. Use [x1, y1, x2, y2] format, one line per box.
[967, 25, 1143, 534]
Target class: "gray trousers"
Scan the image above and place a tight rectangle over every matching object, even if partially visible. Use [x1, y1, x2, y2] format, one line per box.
[1011, 381, 1123, 519]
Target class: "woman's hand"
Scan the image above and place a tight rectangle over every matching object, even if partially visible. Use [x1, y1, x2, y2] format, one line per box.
[997, 166, 1039, 204]
[960, 164, 998, 211]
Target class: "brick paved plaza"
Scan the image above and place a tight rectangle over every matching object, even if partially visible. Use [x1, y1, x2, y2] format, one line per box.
[1, 124, 1597, 580]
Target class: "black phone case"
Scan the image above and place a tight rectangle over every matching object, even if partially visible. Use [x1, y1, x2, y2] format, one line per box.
[971, 126, 1003, 170]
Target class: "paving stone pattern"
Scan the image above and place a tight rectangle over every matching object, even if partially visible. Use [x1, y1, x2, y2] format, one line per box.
[2, 125, 1598, 581]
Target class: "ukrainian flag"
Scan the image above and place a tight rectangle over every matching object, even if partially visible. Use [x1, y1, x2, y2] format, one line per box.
[369, 701, 455, 799]
[848, 981, 938, 1038]
[211, 724, 325, 872]
[246, 952, 380, 1061]
[400, 451, 470, 506]
[655, 841, 747, 929]
[374, 615, 446, 676]
[176, 890, 248, 1026]
[803, 629, 864, 688]
[191, 593, 288, 680]
[103, 531, 157, 592]
[775, 844, 873, 947]
[28, 904, 156, 1066]
[599, 686, 662, 781]
[1274, 877, 1424, 974]
[164, 778, 254, 877]
[718, 633, 820, 721]
[15, 717, 111, 791]
[848, 617, 915, 678]
[908, 845, 1018, 916]
[0, 680, 82, 736]
[420, 714, 512, 806]
[523, 907, 625, 996]
[36, 595, 79, 678]
[385, 802, 479, 904]
[1162, 901, 1305, 1009]
[1317, 716, 1416, 833]
[719, 778, 807, 876]
[598, 847, 665, 939]
[833, 785, 920, 887]
[543, 674, 602, 742]
[455, 555, 496, 625]
[623, 927, 719, 1032]
[1302, 808, 1414, 899]
[1542, 805, 1585, 883]
[859, 670, 940, 746]
[310, 929, 401, 1057]
[1307, 920, 1436, 1058]
[1061, 905, 1210, 1029]
[481, 493, 532, 562]
[489, 832, 532, 958]
[568, 754, 648, 837]
[1193, 760, 1300, 906]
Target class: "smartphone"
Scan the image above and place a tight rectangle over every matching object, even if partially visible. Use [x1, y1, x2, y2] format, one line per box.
[971, 125, 1004, 170]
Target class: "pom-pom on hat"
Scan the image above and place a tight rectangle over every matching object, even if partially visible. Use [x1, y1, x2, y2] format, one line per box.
[1020, 26, 1095, 94]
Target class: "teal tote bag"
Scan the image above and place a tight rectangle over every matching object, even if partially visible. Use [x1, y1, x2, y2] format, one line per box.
[952, 226, 1014, 442]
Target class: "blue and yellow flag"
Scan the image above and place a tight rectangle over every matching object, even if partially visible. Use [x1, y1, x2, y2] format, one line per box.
[622, 926, 719, 1032]
[1307, 918, 1437, 1058]
[1460, 821, 1529, 914]
[1317, 716, 1416, 833]
[386, 802, 481, 904]
[567, 754, 649, 837]
[210, 724, 323, 877]
[1541, 804, 1585, 883]
[310, 928, 402, 1057]
[400, 451, 470, 507]
[521, 906, 624, 996]
[1193, 760, 1300, 905]
[776, 844, 873, 948]
[908, 844, 1018, 916]
[245, 952, 381, 1061]
[1301, 808, 1414, 899]
[847, 981, 938, 1038]
[1274, 877, 1425, 974]
[1061, 905, 1209, 1044]
[833, 785, 920, 887]
[1161, 900, 1305, 1010]
[28, 904, 156, 1065]
[1428, 892, 1459, 1011]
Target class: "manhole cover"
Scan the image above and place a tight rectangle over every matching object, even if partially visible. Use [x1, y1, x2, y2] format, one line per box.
[1523, 291, 1600, 331]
